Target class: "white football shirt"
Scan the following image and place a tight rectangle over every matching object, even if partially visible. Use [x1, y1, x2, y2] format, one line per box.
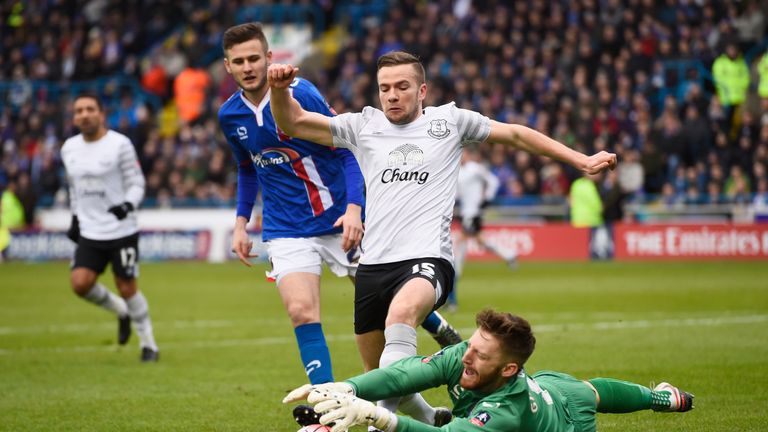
[457, 160, 500, 220]
[330, 102, 490, 265]
[62, 130, 145, 240]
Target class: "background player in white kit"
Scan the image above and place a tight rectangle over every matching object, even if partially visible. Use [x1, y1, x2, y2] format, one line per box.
[62, 94, 159, 362]
[269, 51, 616, 424]
[450, 147, 517, 311]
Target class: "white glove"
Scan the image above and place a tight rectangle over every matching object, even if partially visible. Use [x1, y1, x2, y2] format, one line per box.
[282, 382, 355, 404]
[314, 392, 397, 432]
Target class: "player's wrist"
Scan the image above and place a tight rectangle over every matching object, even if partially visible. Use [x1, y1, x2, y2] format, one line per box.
[234, 216, 250, 230]
[368, 406, 397, 432]
[345, 203, 362, 214]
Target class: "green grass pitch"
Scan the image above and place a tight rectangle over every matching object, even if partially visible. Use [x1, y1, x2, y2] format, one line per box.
[1, 260, 767, 431]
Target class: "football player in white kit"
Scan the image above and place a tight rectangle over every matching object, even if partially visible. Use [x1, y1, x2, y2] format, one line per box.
[62, 94, 159, 362]
[450, 147, 517, 310]
[269, 51, 616, 426]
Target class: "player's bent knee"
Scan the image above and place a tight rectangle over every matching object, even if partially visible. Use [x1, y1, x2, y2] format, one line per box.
[70, 271, 96, 296]
[387, 293, 434, 327]
[114, 278, 137, 298]
[285, 303, 320, 326]
[385, 305, 426, 327]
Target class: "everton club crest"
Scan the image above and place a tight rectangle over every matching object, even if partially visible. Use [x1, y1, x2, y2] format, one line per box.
[428, 119, 450, 139]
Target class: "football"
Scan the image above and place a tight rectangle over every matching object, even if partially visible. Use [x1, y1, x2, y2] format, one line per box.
[297, 425, 331, 432]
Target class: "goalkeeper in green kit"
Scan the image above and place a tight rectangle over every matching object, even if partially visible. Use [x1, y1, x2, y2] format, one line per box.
[284, 309, 693, 432]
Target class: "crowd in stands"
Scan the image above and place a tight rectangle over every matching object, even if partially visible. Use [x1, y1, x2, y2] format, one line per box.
[2, 0, 768, 229]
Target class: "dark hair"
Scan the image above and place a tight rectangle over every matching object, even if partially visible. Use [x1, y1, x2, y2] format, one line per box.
[377, 51, 425, 84]
[73, 93, 103, 111]
[222, 22, 269, 53]
[476, 309, 536, 367]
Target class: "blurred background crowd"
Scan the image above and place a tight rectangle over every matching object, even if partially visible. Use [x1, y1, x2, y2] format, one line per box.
[2, 0, 768, 229]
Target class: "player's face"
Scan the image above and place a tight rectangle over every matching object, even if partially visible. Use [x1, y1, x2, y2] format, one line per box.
[224, 39, 272, 96]
[72, 97, 105, 136]
[377, 64, 426, 125]
[460, 329, 519, 393]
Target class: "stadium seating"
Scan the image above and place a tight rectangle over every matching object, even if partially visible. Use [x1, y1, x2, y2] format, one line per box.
[1, 1, 767, 227]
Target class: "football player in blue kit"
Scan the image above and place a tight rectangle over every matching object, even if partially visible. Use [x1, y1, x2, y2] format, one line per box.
[217, 23, 462, 418]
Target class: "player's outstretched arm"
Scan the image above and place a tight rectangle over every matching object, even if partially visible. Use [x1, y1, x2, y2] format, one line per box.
[487, 121, 617, 175]
[268, 64, 334, 146]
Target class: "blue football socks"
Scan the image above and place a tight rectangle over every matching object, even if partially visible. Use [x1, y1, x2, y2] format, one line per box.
[294, 322, 334, 384]
[421, 311, 443, 334]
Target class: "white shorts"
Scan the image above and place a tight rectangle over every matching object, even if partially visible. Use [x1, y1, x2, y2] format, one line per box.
[265, 234, 359, 285]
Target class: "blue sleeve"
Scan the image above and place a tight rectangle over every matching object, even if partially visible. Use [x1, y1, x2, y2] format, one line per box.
[293, 80, 363, 207]
[336, 148, 364, 207]
[236, 163, 259, 220]
[292, 79, 335, 117]
[219, 108, 259, 220]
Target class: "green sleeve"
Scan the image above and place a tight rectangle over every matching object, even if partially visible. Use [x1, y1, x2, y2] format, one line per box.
[346, 343, 467, 402]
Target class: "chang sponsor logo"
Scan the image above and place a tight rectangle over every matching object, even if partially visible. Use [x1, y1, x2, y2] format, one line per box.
[78, 176, 106, 198]
[382, 143, 430, 184]
[381, 168, 429, 184]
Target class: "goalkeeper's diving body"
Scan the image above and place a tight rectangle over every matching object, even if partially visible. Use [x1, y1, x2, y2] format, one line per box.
[284, 309, 694, 432]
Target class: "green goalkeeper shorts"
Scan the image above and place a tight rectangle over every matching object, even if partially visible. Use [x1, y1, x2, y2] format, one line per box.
[533, 370, 598, 432]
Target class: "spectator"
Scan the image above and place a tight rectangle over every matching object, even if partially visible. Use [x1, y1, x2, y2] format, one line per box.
[141, 54, 169, 98]
[712, 42, 750, 134]
[680, 105, 711, 166]
[1, 0, 766, 218]
[14, 172, 37, 226]
[704, 181, 724, 205]
[640, 140, 665, 194]
[569, 172, 604, 228]
[1, 180, 26, 230]
[617, 148, 645, 199]
[601, 169, 626, 223]
[757, 49, 768, 103]
[724, 165, 752, 203]
[540, 162, 570, 199]
[655, 182, 683, 209]
[753, 178, 768, 211]
[174, 65, 212, 124]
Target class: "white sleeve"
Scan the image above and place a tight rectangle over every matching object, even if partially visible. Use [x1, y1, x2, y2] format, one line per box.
[119, 138, 145, 207]
[67, 175, 77, 214]
[329, 111, 365, 149]
[453, 105, 491, 144]
[61, 143, 77, 215]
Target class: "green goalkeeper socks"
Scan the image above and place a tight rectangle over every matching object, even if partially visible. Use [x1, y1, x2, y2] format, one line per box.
[588, 378, 653, 413]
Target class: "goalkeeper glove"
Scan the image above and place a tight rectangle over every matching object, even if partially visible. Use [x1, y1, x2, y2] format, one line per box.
[67, 215, 80, 243]
[282, 382, 354, 404]
[108, 202, 134, 220]
[313, 392, 397, 432]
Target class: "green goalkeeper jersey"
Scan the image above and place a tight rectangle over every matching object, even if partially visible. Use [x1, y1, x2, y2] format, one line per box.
[346, 342, 577, 432]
